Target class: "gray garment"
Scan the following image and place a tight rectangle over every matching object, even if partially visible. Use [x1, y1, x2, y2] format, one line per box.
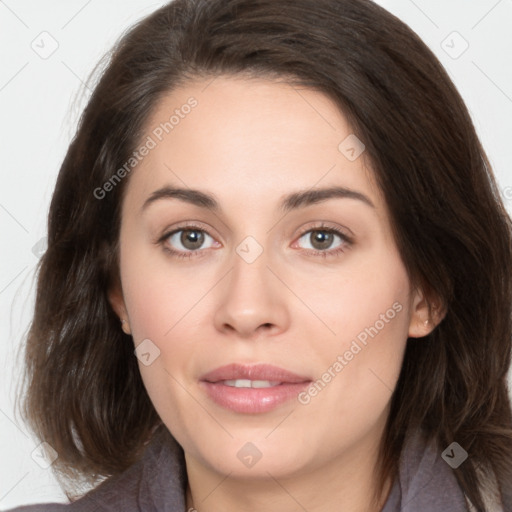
[4, 426, 471, 512]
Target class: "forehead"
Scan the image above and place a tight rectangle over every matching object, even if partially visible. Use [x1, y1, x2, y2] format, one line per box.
[123, 75, 383, 214]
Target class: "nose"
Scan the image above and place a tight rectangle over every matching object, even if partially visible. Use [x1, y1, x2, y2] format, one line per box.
[213, 246, 290, 340]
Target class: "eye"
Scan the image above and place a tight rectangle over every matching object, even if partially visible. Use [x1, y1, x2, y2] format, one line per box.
[295, 225, 352, 257]
[160, 225, 217, 259]
[158, 223, 353, 260]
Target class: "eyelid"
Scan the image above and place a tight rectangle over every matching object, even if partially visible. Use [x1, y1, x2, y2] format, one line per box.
[294, 221, 354, 243]
[156, 220, 219, 243]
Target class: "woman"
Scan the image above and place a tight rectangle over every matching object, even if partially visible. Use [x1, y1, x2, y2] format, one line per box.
[6, 0, 512, 510]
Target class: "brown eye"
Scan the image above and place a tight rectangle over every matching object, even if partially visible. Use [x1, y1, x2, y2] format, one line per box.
[180, 229, 205, 250]
[165, 228, 214, 253]
[297, 229, 346, 252]
[292, 227, 353, 257]
[309, 231, 336, 250]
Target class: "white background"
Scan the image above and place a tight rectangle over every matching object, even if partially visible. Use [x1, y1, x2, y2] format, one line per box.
[1, 0, 512, 508]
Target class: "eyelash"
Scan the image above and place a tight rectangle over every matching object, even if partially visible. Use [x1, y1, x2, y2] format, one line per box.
[157, 223, 353, 260]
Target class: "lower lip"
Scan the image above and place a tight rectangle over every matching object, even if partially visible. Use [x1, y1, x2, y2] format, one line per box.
[200, 381, 311, 413]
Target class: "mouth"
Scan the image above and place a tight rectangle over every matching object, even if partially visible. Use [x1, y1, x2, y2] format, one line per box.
[199, 363, 312, 414]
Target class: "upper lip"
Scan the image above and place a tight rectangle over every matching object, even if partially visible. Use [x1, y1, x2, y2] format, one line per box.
[200, 363, 311, 384]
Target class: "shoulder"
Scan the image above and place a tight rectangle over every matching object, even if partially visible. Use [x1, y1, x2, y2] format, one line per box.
[3, 426, 187, 512]
[394, 428, 504, 512]
[3, 506, 70, 512]
[384, 428, 467, 511]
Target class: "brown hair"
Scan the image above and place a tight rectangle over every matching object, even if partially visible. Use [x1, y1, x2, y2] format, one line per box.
[18, 0, 512, 509]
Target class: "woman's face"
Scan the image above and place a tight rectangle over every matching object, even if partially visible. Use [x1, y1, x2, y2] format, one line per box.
[110, 75, 432, 481]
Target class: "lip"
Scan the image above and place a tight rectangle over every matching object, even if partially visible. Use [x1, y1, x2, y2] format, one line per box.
[200, 363, 310, 384]
[199, 363, 312, 414]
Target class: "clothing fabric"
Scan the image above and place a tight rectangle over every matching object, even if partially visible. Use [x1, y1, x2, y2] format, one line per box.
[4, 426, 492, 512]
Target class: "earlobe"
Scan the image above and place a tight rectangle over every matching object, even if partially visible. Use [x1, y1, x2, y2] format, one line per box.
[108, 284, 132, 335]
[120, 318, 132, 335]
[408, 286, 446, 338]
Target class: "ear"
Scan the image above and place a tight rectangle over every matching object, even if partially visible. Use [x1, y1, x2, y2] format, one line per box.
[408, 286, 446, 338]
[108, 282, 132, 335]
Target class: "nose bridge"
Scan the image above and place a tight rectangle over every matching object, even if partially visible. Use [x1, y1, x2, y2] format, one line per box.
[229, 235, 274, 305]
[213, 234, 289, 336]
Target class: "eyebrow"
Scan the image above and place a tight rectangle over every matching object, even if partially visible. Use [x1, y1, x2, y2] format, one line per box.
[141, 185, 375, 213]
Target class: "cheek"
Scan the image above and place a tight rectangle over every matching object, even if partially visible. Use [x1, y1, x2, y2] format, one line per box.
[119, 253, 205, 434]
[119, 238, 203, 339]
[299, 252, 411, 425]
[118, 242, 214, 399]
[294, 245, 411, 349]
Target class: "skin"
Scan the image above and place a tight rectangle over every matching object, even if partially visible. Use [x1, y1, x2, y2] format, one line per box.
[109, 75, 443, 512]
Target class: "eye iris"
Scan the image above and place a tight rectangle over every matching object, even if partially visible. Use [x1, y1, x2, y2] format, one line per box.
[311, 231, 333, 250]
[181, 229, 204, 250]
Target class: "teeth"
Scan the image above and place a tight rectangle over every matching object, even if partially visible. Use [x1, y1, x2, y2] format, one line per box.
[224, 379, 252, 388]
[223, 379, 281, 388]
[251, 380, 281, 388]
